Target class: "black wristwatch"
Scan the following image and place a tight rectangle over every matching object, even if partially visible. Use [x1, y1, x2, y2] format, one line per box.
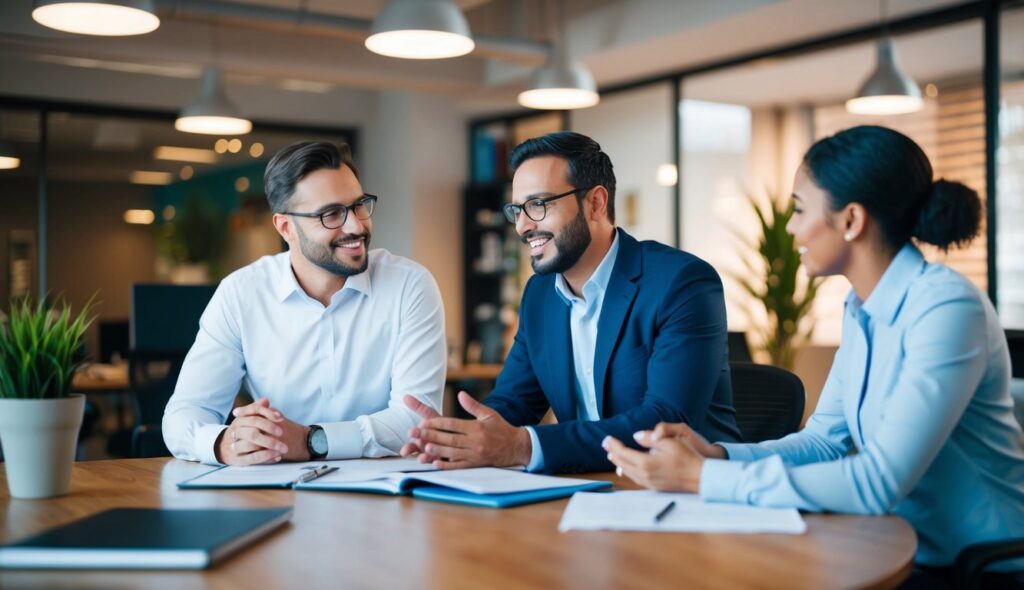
[306, 424, 328, 460]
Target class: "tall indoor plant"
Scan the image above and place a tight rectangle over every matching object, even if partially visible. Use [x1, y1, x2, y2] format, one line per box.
[0, 296, 95, 498]
[731, 193, 820, 370]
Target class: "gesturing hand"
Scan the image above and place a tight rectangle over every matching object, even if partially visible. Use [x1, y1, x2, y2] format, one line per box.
[215, 398, 310, 465]
[405, 391, 532, 470]
[400, 394, 442, 463]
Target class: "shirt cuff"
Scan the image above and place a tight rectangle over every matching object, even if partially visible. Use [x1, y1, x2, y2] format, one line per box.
[196, 423, 228, 465]
[699, 458, 747, 503]
[321, 420, 364, 460]
[524, 426, 545, 472]
[717, 442, 757, 463]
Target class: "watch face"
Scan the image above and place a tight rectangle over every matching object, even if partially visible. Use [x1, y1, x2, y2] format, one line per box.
[311, 427, 328, 455]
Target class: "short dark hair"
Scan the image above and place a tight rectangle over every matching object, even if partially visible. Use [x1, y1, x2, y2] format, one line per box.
[264, 141, 359, 212]
[509, 131, 617, 223]
[803, 125, 981, 252]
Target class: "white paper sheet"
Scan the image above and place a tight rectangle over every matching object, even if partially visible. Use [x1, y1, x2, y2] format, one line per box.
[558, 491, 807, 534]
[182, 457, 437, 487]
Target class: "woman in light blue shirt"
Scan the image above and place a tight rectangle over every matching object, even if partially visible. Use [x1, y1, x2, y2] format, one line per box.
[603, 126, 1024, 577]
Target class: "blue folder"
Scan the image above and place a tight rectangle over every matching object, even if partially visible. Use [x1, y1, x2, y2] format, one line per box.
[410, 481, 612, 508]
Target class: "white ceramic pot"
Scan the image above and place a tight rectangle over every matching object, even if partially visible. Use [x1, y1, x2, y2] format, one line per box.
[0, 394, 85, 499]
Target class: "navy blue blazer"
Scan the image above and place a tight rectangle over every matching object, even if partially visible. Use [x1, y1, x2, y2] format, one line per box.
[485, 229, 742, 473]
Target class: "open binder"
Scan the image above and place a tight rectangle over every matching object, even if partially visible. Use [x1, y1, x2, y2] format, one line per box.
[295, 467, 612, 508]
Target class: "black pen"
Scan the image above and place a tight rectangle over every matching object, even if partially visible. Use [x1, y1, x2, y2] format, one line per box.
[654, 500, 676, 523]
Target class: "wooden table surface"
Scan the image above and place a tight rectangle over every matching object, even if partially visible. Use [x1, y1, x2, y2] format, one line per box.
[0, 458, 916, 590]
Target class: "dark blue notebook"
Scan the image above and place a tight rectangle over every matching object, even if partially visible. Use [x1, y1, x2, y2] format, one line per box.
[0, 507, 292, 570]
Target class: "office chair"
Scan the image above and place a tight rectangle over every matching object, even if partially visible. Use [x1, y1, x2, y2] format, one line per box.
[952, 537, 1024, 590]
[727, 331, 754, 363]
[729, 361, 805, 443]
[127, 349, 186, 458]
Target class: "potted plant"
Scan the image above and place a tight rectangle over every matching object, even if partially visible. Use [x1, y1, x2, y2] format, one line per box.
[730, 193, 820, 370]
[0, 296, 95, 498]
[156, 194, 226, 284]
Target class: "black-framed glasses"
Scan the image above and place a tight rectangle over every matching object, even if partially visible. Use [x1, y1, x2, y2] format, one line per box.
[282, 194, 378, 230]
[502, 186, 594, 224]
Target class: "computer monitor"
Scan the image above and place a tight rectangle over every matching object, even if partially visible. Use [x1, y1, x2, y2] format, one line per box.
[130, 284, 217, 354]
[98, 319, 130, 363]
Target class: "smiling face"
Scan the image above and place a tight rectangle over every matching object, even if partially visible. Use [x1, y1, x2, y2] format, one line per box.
[510, 156, 592, 275]
[786, 165, 850, 278]
[277, 165, 371, 277]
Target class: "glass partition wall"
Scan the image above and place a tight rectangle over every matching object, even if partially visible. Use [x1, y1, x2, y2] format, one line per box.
[0, 106, 354, 360]
[999, 5, 1024, 328]
[467, 1, 1016, 408]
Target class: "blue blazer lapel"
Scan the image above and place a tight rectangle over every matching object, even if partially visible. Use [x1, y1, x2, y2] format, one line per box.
[594, 230, 641, 417]
[544, 284, 577, 420]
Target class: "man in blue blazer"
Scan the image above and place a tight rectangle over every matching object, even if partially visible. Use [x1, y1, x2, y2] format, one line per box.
[403, 131, 741, 473]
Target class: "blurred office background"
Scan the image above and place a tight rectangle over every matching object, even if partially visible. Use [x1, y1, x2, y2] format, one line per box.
[0, 0, 1022, 457]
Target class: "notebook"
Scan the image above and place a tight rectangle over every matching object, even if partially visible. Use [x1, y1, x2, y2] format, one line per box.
[0, 507, 293, 569]
[295, 466, 613, 508]
[177, 457, 437, 489]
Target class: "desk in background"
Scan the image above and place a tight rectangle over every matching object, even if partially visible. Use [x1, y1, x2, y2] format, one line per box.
[0, 458, 916, 589]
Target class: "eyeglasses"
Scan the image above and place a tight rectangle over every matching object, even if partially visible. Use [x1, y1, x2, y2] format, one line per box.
[281, 194, 378, 230]
[502, 186, 594, 224]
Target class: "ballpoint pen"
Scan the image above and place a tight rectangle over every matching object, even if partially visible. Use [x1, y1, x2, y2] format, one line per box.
[295, 465, 337, 484]
[654, 500, 676, 523]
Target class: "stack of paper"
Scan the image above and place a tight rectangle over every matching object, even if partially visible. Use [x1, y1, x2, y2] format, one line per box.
[558, 490, 806, 534]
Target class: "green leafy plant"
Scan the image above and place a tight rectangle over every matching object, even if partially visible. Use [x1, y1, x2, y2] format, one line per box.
[730, 193, 820, 370]
[0, 296, 96, 399]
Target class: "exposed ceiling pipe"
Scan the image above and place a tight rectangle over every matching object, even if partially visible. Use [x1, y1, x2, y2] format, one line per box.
[154, 0, 549, 66]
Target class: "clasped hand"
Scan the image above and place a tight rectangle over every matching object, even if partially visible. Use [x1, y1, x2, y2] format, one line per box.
[601, 422, 726, 492]
[215, 398, 310, 465]
[400, 391, 531, 469]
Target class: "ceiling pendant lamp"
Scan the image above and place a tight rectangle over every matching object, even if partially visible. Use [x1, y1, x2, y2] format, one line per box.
[32, 0, 160, 36]
[517, 0, 598, 110]
[518, 55, 599, 111]
[0, 139, 20, 170]
[845, 0, 921, 116]
[366, 0, 475, 60]
[175, 68, 252, 136]
[845, 38, 923, 115]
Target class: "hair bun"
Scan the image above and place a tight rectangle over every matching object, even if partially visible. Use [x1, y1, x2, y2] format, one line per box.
[911, 179, 982, 251]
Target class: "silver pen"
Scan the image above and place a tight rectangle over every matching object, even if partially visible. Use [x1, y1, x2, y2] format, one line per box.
[295, 465, 337, 484]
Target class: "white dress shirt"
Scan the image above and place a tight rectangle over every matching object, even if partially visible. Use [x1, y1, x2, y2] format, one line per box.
[525, 233, 620, 471]
[162, 249, 447, 465]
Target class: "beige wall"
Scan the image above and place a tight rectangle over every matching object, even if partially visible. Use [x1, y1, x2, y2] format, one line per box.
[0, 178, 157, 359]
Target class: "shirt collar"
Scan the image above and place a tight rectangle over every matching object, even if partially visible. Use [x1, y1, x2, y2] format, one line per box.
[554, 231, 620, 306]
[274, 251, 373, 303]
[845, 243, 925, 326]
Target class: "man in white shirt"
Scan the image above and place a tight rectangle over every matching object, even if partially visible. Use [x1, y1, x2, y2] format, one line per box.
[163, 141, 446, 466]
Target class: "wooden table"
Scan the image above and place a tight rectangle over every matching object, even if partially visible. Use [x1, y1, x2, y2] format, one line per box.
[0, 458, 916, 589]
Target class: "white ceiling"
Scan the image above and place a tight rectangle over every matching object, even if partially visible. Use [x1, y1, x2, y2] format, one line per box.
[0, 0, 1014, 119]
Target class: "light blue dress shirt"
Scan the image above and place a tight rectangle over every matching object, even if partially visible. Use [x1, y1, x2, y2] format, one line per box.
[525, 233, 620, 471]
[700, 244, 1024, 566]
[163, 249, 447, 465]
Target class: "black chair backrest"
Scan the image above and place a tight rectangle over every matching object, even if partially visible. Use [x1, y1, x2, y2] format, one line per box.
[128, 284, 216, 451]
[1006, 329, 1024, 380]
[728, 331, 753, 363]
[730, 361, 805, 443]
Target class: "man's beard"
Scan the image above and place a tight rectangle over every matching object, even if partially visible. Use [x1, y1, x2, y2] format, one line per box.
[527, 208, 591, 275]
[295, 223, 370, 277]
